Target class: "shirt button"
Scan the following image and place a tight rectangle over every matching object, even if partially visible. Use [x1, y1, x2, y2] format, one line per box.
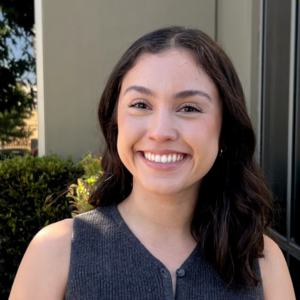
[161, 268, 167, 277]
[176, 268, 186, 277]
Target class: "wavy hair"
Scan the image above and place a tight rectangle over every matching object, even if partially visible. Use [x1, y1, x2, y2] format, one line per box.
[89, 26, 274, 289]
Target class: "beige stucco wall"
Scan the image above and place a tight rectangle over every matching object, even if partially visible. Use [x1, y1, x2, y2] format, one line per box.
[40, 0, 216, 162]
[216, 0, 262, 139]
[217, 0, 252, 108]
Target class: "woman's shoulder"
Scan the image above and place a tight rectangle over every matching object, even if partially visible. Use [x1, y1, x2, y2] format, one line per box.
[259, 235, 295, 300]
[9, 219, 74, 300]
[35, 217, 74, 241]
[25, 218, 74, 258]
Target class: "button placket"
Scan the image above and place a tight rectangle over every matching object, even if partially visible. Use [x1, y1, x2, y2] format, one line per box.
[161, 268, 168, 277]
[159, 268, 174, 300]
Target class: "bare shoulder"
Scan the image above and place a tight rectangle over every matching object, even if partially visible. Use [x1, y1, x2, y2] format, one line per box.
[259, 235, 296, 300]
[9, 218, 74, 300]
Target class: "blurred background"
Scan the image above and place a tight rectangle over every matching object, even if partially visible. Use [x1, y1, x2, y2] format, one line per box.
[0, 0, 299, 298]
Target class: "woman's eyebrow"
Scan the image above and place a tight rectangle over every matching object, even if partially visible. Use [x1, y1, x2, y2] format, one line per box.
[174, 90, 211, 101]
[123, 85, 155, 97]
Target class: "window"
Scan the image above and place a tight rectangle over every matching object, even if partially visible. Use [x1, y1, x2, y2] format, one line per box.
[262, 0, 300, 298]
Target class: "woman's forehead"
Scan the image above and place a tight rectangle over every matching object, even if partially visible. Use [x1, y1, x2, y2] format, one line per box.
[120, 49, 219, 99]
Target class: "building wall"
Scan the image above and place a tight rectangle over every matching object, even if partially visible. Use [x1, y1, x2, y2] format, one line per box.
[38, 0, 216, 162]
[216, 0, 262, 141]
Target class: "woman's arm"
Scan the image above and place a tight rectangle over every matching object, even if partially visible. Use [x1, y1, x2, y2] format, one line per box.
[9, 219, 73, 300]
[260, 235, 296, 300]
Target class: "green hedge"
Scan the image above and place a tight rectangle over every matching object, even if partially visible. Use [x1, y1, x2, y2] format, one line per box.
[0, 154, 84, 298]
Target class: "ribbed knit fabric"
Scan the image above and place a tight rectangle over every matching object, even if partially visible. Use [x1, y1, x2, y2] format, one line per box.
[65, 205, 264, 300]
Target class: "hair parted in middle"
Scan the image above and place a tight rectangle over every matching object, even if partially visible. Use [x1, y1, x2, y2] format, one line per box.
[89, 26, 274, 289]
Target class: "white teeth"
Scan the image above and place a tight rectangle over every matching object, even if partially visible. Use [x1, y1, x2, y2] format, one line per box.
[143, 152, 185, 163]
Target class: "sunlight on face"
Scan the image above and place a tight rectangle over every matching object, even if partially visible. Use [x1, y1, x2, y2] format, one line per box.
[117, 49, 223, 198]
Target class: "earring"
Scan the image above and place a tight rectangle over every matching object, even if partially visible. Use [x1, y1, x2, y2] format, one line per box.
[218, 145, 226, 157]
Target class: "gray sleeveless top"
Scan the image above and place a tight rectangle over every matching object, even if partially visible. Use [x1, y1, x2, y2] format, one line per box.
[65, 205, 264, 300]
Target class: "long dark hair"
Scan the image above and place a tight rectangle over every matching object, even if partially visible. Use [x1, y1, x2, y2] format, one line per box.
[89, 26, 274, 289]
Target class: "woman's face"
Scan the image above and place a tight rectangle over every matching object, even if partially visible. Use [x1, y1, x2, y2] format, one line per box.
[117, 49, 223, 197]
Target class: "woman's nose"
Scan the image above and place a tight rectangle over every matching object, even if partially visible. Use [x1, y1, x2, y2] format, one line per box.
[147, 111, 178, 142]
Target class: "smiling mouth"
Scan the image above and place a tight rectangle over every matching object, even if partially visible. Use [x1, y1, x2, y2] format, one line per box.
[142, 152, 186, 163]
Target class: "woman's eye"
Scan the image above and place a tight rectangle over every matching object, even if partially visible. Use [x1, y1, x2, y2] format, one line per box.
[129, 101, 149, 109]
[180, 105, 202, 113]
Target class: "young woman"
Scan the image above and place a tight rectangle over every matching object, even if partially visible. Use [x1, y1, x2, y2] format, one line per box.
[10, 27, 295, 300]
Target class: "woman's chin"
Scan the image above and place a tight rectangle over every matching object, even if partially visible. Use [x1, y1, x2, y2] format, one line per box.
[137, 181, 185, 197]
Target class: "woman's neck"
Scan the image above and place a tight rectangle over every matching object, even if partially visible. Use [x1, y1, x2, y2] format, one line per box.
[118, 182, 199, 237]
